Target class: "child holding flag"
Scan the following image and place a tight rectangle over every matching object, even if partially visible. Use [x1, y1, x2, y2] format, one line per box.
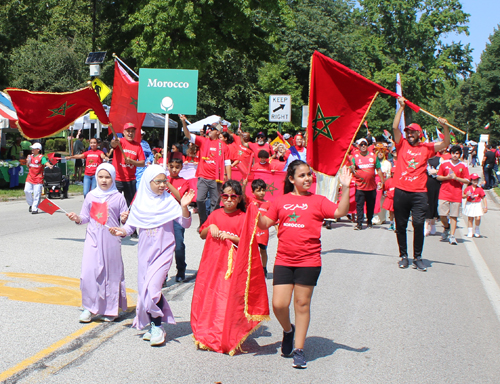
[25, 142, 54, 214]
[257, 160, 352, 369]
[110, 165, 194, 346]
[66, 163, 129, 323]
[463, 174, 487, 237]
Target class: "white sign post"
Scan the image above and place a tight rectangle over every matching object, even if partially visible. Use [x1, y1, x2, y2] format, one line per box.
[269, 95, 291, 122]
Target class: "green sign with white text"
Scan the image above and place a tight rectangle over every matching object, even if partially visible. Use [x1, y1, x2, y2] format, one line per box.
[137, 68, 198, 114]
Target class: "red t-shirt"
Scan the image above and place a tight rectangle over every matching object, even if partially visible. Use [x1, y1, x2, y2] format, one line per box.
[194, 136, 230, 181]
[200, 209, 246, 242]
[27, 154, 45, 184]
[248, 142, 274, 162]
[168, 176, 190, 197]
[393, 139, 435, 192]
[252, 161, 273, 172]
[265, 193, 338, 267]
[352, 152, 380, 191]
[112, 138, 145, 182]
[464, 185, 485, 203]
[83, 150, 104, 176]
[438, 160, 469, 203]
[231, 135, 254, 168]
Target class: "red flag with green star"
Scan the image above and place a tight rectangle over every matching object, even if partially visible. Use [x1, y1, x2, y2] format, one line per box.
[90, 201, 108, 226]
[5, 87, 110, 139]
[108, 61, 145, 142]
[307, 51, 420, 176]
[38, 198, 61, 215]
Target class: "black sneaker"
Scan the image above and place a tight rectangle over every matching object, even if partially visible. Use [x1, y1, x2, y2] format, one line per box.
[292, 349, 307, 369]
[354, 225, 362, 230]
[281, 324, 295, 357]
[29, 206, 32, 212]
[175, 276, 185, 283]
[32, 210, 38, 215]
[413, 259, 427, 272]
[398, 258, 409, 269]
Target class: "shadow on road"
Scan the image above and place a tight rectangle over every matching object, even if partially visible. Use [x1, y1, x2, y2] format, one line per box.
[305, 336, 369, 362]
[53, 237, 85, 243]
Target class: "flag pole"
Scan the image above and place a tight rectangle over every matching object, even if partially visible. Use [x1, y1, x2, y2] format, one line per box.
[108, 123, 126, 157]
[112, 53, 139, 80]
[418, 108, 465, 134]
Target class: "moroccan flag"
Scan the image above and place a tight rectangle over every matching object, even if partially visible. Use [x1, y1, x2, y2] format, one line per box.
[485, 123, 490, 130]
[46, 152, 62, 165]
[90, 201, 108, 225]
[436, 127, 444, 140]
[38, 198, 60, 215]
[307, 51, 420, 176]
[191, 204, 269, 355]
[108, 61, 146, 142]
[5, 87, 110, 139]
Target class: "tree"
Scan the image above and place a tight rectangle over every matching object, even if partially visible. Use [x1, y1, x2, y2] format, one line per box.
[354, 0, 473, 137]
[455, 25, 500, 143]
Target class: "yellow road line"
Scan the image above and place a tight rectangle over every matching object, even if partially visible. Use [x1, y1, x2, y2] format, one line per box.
[0, 322, 99, 382]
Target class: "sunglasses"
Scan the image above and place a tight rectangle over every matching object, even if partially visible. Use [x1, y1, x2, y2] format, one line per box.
[221, 193, 240, 200]
[152, 179, 168, 185]
[359, 143, 368, 146]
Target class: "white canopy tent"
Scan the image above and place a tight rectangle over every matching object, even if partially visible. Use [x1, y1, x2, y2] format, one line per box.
[186, 115, 231, 133]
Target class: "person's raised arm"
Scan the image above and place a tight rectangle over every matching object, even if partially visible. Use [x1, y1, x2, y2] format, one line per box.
[334, 167, 353, 218]
[257, 211, 275, 230]
[179, 114, 192, 141]
[392, 97, 405, 144]
[434, 118, 451, 152]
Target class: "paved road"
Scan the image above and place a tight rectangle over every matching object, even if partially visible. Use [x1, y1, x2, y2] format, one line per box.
[1, 189, 500, 383]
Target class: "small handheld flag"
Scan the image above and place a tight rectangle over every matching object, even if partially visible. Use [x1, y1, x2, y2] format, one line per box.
[38, 198, 64, 215]
[485, 123, 490, 130]
[90, 201, 109, 226]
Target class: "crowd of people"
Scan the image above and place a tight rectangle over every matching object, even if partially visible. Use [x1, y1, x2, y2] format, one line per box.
[12, 101, 497, 369]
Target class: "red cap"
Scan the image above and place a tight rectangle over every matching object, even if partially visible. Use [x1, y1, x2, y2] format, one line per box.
[404, 123, 422, 133]
[123, 122, 136, 130]
[469, 173, 480, 180]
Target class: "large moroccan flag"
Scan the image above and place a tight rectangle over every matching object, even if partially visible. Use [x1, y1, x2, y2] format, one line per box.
[5, 87, 110, 139]
[307, 51, 420, 176]
[108, 61, 145, 142]
[191, 204, 269, 355]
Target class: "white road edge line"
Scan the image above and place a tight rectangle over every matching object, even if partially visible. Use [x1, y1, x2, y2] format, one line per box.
[458, 218, 500, 324]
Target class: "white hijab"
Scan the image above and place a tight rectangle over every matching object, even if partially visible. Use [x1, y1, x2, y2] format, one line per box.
[126, 164, 182, 229]
[90, 163, 119, 202]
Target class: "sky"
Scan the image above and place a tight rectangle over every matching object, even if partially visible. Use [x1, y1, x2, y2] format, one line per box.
[441, 0, 500, 69]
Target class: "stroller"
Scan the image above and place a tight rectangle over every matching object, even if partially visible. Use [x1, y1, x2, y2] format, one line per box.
[43, 166, 68, 199]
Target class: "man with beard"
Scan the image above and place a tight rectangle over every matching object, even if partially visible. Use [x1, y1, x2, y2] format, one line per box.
[393, 97, 450, 271]
[248, 132, 274, 162]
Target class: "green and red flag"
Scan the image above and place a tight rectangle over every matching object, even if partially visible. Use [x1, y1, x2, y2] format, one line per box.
[5, 87, 110, 139]
[307, 51, 420, 176]
[90, 201, 108, 226]
[38, 198, 61, 215]
[108, 61, 145, 142]
[485, 123, 490, 130]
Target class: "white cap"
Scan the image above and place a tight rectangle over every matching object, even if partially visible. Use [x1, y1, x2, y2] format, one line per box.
[283, 133, 291, 140]
[141, 130, 146, 135]
[30, 143, 42, 150]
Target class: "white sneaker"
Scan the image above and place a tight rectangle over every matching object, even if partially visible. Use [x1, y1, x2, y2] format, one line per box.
[441, 229, 449, 241]
[430, 225, 436, 235]
[474, 232, 481, 238]
[449, 235, 458, 245]
[466, 231, 473, 238]
[150, 323, 165, 346]
[79, 309, 92, 323]
[102, 316, 116, 322]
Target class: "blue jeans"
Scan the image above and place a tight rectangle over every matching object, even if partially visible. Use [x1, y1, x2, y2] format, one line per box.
[83, 175, 96, 197]
[173, 221, 186, 277]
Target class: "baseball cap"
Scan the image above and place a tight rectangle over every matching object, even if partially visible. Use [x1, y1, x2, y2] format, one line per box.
[30, 143, 42, 150]
[141, 129, 146, 135]
[469, 173, 480, 180]
[256, 132, 265, 137]
[123, 122, 136, 130]
[404, 123, 422, 133]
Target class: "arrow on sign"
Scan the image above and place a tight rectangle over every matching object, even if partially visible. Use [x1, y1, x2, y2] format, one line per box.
[273, 104, 285, 112]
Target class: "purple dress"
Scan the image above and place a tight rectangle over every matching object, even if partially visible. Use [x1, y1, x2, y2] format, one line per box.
[78, 193, 128, 316]
[124, 216, 192, 330]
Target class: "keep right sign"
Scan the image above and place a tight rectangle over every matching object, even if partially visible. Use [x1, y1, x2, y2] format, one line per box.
[269, 94, 291, 122]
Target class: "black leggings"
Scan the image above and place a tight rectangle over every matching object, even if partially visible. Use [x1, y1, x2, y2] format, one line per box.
[393, 188, 427, 259]
[149, 295, 165, 326]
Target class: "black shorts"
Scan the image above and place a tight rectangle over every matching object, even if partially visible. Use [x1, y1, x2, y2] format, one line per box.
[75, 159, 83, 167]
[258, 244, 267, 250]
[273, 265, 321, 286]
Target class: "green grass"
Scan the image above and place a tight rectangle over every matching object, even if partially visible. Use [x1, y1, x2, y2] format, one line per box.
[0, 184, 83, 201]
[494, 187, 500, 198]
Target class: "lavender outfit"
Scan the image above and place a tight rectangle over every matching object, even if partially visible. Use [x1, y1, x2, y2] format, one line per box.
[124, 216, 192, 330]
[78, 192, 128, 316]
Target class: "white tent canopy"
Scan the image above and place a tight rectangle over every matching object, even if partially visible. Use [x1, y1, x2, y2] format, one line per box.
[186, 115, 232, 133]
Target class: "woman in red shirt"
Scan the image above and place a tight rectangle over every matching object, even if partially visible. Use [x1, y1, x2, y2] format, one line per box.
[257, 160, 352, 369]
